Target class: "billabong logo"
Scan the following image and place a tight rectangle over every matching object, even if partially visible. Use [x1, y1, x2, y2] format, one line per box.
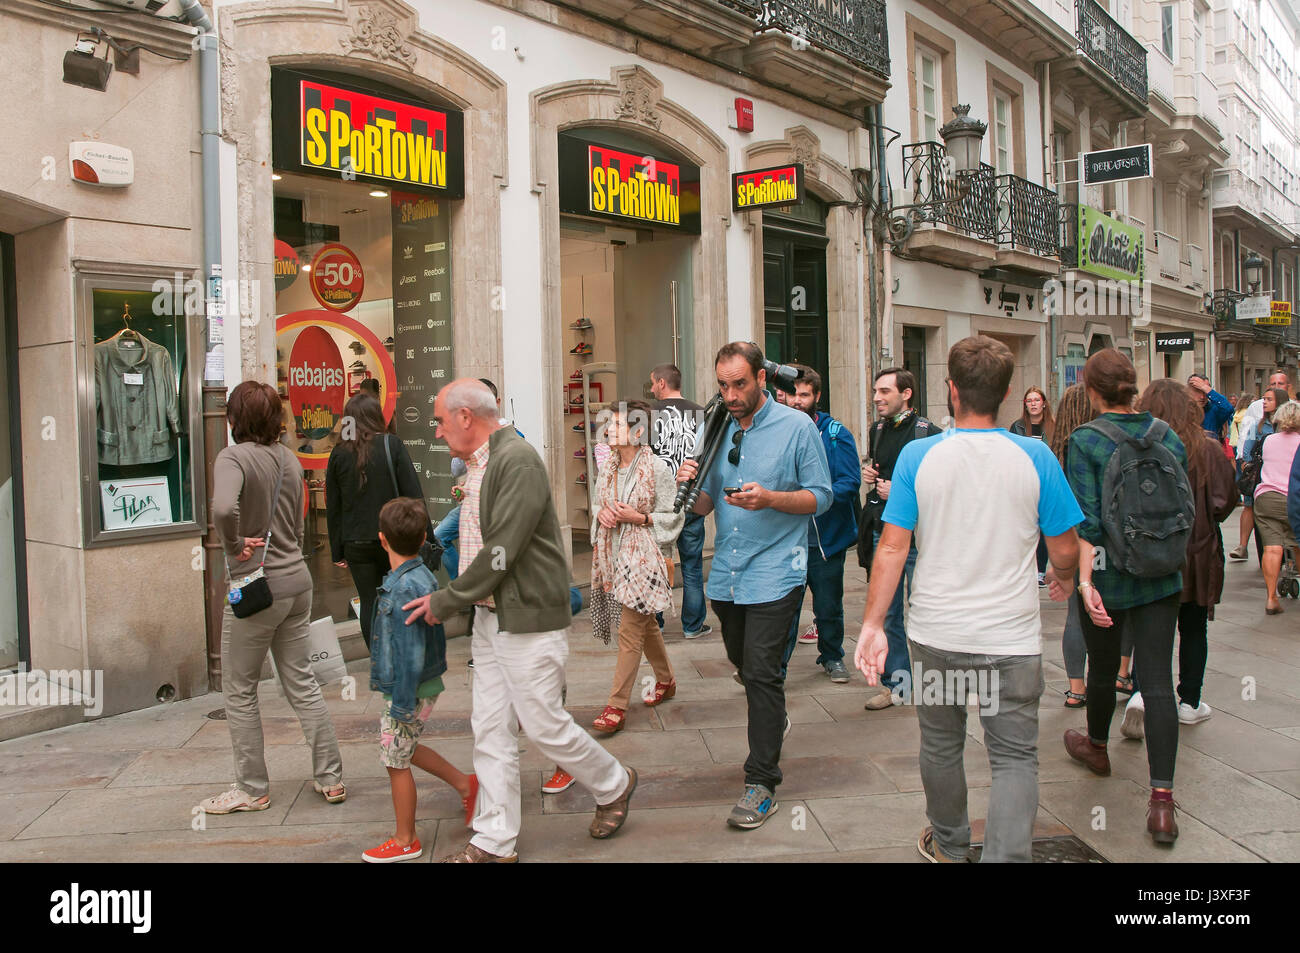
[49, 883, 151, 933]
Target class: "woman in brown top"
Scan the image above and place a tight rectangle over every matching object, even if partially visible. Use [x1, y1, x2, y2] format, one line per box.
[200, 382, 345, 815]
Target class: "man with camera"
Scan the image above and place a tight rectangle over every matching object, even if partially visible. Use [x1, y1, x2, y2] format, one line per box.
[676, 342, 831, 830]
[859, 367, 939, 710]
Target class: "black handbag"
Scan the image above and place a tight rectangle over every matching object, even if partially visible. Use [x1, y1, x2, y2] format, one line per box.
[227, 448, 286, 619]
[382, 434, 444, 572]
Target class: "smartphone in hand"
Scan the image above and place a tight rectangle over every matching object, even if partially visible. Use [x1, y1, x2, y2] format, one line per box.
[723, 486, 742, 496]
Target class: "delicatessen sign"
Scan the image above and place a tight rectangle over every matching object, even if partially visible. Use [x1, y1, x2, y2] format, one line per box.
[1075, 206, 1144, 283]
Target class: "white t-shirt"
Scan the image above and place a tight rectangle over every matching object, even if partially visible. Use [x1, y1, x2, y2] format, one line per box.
[882, 428, 1084, 656]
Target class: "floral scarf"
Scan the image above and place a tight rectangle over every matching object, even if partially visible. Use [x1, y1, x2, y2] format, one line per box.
[590, 447, 672, 644]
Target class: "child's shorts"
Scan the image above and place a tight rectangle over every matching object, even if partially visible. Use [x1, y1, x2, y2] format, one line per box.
[379, 697, 438, 770]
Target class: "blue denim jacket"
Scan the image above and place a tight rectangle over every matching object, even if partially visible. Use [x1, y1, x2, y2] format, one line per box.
[369, 557, 446, 722]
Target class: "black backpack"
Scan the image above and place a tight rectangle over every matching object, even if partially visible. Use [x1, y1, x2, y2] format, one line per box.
[1081, 418, 1194, 579]
[856, 415, 936, 570]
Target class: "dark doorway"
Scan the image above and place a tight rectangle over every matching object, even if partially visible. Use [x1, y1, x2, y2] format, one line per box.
[762, 196, 830, 410]
[0, 231, 28, 670]
[902, 325, 928, 419]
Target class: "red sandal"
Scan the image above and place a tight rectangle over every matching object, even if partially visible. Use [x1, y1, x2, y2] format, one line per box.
[592, 706, 626, 734]
[645, 681, 676, 707]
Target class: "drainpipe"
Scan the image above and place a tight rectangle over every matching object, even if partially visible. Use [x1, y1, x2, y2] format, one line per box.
[874, 104, 894, 367]
[178, 0, 229, 691]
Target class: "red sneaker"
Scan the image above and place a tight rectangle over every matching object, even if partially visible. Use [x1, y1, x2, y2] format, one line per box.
[362, 837, 423, 863]
[542, 769, 576, 794]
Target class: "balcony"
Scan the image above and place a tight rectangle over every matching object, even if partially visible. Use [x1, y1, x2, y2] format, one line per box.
[743, 0, 891, 108]
[994, 173, 1062, 274]
[551, 0, 763, 56]
[1053, 0, 1148, 119]
[896, 142, 999, 269]
[1155, 231, 1179, 279]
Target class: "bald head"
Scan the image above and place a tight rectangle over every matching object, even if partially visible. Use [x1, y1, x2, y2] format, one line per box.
[435, 378, 502, 458]
[441, 378, 499, 418]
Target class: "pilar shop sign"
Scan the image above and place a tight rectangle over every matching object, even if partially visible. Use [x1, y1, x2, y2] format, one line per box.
[270, 69, 464, 197]
[1075, 206, 1145, 284]
[733, 164, 804, 212]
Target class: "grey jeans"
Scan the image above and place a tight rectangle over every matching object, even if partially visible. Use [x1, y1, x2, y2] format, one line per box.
[221, 591, 343, 798]
[910, 640, 1044, 863]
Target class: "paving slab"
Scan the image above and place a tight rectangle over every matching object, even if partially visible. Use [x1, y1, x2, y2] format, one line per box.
[1036, 778, 1263, 863]
[0, 791, 66, 840]
[1233, 831, 1300, 863]
[0, 749, 141, 793]
[657, 693, 831, 732]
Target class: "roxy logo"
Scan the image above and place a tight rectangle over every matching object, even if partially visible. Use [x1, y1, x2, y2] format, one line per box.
[288, 363, 344, 389]
[50, 883, 151, 933]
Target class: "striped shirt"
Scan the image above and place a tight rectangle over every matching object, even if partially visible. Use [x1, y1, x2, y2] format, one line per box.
[458, 438, 493, 608]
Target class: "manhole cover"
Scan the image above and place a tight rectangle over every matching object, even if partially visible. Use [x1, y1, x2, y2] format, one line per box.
[207, 709, 227, 720]
[969, 834, 1107, 863]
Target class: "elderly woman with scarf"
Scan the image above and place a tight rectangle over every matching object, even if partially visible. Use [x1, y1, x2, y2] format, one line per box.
[590, 399, 685, 734]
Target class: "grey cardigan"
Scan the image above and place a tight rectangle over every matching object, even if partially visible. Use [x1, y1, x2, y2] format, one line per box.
[213, 441, 311, 599]
[94, 335, 181, 466]
[590, 450, 685, 563]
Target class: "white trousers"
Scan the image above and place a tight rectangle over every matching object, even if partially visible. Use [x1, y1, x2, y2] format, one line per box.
[469, 609, 627, 856]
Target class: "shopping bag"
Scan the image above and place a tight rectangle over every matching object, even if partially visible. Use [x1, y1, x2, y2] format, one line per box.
[270, 616, 349, 689]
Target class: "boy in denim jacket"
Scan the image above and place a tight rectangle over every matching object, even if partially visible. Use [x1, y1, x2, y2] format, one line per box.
[362, 497, 478, 863]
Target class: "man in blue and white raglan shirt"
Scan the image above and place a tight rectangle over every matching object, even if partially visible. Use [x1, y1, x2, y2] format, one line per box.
[855, 336, 1083, 864]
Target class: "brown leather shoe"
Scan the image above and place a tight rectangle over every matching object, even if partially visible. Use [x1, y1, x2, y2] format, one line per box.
[1064, 729, 1111, 776]
[1147, 796, 1179, 845]
[438, 841, 519, 863]
[589, 767, 637, 839]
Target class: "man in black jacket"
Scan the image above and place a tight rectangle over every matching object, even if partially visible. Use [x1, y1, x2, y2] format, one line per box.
[860, 368, 939, 710]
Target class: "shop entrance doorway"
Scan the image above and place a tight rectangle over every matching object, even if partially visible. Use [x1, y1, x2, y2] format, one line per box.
[762, 196, 829, 409]
[560, 217, 694, 573]
[0, 231, 26, 671]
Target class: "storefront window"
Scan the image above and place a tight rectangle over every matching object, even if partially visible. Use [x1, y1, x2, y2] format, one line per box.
[0, 234, 21, 670]
[76, 271, 205, 546]
[1063, 343, 1087, 388]
[270, 68, 465, 624]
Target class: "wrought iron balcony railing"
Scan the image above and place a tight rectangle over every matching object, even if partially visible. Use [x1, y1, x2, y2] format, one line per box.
[756, 0, 890, 79]
[995, 174, 1059, 257]
[1076, 0, 1148, 105]
[900, 141, 996, 241]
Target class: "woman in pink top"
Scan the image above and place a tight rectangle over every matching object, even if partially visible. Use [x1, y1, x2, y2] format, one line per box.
[1254, 400, 1300, 614]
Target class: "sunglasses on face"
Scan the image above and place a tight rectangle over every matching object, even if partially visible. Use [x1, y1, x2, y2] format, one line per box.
[728, 428, 744, 466]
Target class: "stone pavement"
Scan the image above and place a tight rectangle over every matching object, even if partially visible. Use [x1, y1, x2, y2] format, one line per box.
[1, 510, 1296, 863]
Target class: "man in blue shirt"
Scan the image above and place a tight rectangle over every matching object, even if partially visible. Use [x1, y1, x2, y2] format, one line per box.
[781, 365, 860, 683]
[677, 342, 831, 830]
[1188, 374, 1233, 439]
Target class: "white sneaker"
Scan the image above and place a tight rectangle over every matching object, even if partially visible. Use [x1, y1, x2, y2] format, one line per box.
[1121, 691, 1145, 739]
[200, 784, 270, 814]
[1178, 701, 1212, 725]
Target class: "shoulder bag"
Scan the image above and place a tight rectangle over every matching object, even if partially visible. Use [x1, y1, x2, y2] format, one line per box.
[227, 447, 286, 619]
[382, 434, 444, 572]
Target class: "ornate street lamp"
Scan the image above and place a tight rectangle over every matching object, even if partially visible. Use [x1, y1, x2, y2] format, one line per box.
[939, 104, 987, 176]
[1242, 251, 1264, 294]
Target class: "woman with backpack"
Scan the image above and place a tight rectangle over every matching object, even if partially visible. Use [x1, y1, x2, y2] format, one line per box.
[1254, 400, 1300, 615]
[326, 392, 428, 650]
[1049, 384, 1097, 708]
[1136, 380, 1236, 725]
[1062, 349, 1190, 846]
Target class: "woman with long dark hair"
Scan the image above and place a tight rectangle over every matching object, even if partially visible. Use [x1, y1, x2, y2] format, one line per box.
[1049, 384, 1097, 707]
[202, 382, 344, 814]
[1010, 386, 1056, 443]
[1012, 386, 1057, 584]
[1063, 349, 1188, 845]
[326, 392, 427, 649]
[1136, 379, 1236, 725]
